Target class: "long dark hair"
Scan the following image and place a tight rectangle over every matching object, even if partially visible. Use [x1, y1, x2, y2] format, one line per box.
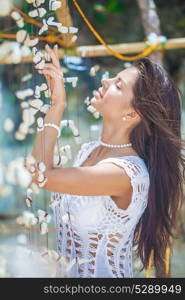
[130, 57, 185, 277]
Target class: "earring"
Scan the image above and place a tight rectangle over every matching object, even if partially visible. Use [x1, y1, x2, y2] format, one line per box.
[123, 116, 127, 121]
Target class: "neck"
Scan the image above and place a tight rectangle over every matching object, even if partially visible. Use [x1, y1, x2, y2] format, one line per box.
[100, 118, 131, 145]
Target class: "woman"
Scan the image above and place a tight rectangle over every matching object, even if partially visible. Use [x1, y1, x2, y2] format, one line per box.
[31, 44, 185, 277]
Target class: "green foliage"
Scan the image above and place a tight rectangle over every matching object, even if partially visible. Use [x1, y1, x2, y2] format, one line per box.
[105, 0, 126, 13]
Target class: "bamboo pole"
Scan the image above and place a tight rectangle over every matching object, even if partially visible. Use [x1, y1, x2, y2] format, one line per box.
[55, 0, 76, 46]
[0, 37, 185, 65]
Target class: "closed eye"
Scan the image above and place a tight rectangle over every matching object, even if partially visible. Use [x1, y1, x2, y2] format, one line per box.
[114, 79, 121, 90]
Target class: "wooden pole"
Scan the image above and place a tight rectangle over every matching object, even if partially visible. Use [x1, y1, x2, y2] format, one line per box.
[0, 37, 185, 65]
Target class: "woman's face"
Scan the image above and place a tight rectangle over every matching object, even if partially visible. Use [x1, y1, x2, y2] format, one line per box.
[91, 66, 139, 121]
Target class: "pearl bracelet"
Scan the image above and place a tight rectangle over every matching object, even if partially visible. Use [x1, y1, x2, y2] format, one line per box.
[44, 123, 61, 138]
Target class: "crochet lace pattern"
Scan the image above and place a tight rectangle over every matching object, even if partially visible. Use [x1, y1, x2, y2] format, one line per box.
[51, 140, 150, 278]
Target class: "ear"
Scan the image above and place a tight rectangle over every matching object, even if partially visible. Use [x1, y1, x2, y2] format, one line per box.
[126, 111, 137, 119]
[127, 111, 141, 122]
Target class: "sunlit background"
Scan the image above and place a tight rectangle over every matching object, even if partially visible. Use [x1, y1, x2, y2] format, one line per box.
[0, 0, 185, 278]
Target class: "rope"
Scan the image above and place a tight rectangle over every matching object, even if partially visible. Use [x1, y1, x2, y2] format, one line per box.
[146, 249, 154, 278]
[165, 247, 171, 276]
[72, 0, 160, 61]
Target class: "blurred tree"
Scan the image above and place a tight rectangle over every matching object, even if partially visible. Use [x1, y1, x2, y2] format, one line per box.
[136, 0, 164, 64]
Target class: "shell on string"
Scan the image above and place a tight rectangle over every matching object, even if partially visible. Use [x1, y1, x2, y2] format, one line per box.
[102, 71, 109, 80]
[46, 16, 58, 27]
[89, 64, 100, 76]
[86, 104, 101, 119]
[14, 131, 26, 141]
[20, 102, 29, 109]
[40, 104, 51, 114]
[33, 49, 45, 69]
[60, 145, 72, 160]
[37, 117, 44, 131]
[25, 0, 45, 7]
[27, 188, 33, 196]
[87, 105, 96, 113]
[21, 45, 32, 57]
[3, 118, 15, 132]
[30, 165, 36, 174]
[37, 162, 46, 173]
[35, 59, 45, 70]
[93, 111, 101, 119]
[44, 88, 51, 98]
[37, 172, 45, 183]
[37, 209, 46, 223]
[21, 73, 32, 82]
[64, 76, 78, 88]
[84, 96, 90, 105]
[30, 182, 40, 194]
[49, 0, 62, 11]
[16, 30, 39, 47]
[40, 83, 48, 91]
[38, 19, 48, 35]
[22, 109, 35, 126]
[60, 119, 81, 144]
[53, 154, 62, 166]
[28, 99, 43, 110]
[28, 8, 47, 18]
[6, 158, 32, 188]
[18, 123, 29, 135]
[33, 0, 46, 7]
[70, 35, 78, 43]
[25, 196, 33, 208]
[16, 211, 36, 228]
[68, 27, 78, 34]
[15, 88, 34, 100]
[25, 0, 34, 3]
[40, 222, 48, 235]
[38, 177, 47, 188]
[58, 26, 68, 34]
[27, 38, 39, 48]
[11, 11, 24, 28]
[34, 86, 41, 98]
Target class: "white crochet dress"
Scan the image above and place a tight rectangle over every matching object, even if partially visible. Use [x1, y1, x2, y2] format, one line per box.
[51, 140, 150, 278]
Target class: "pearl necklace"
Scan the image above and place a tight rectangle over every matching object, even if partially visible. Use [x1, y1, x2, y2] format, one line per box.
[98, 138, 132, 148]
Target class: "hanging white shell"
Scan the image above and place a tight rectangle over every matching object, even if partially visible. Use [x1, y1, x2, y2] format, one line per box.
[3, 118, 14, 132]
[49, 0, 61, 11]
[28, 8, 47, 18]
[40, 222, 48, 235]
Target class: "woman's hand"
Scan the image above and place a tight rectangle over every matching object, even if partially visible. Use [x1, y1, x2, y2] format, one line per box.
[35, 44, 66, 108]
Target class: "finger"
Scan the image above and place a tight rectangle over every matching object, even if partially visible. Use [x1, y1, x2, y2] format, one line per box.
[44, 63, 60, 74]
[38, 69, 61, 79]
[45, 74, 51, 88]
[54, 44, 59, 59]
[43, 64, 63, 79]
[45, 44, 60, 69]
